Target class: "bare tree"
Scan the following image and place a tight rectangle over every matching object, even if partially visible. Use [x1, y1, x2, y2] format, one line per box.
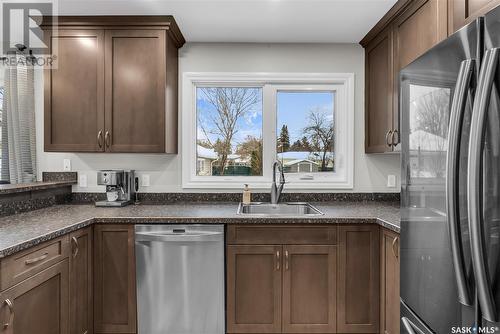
[415, 89, 450, 138]
[199, 88, 260, 175]
[414, 89, 449, 178]
[303, 107, 334, 171]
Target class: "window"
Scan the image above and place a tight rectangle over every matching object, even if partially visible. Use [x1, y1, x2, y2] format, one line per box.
[182, 73, 354, 189]
[0, 67, 3, 182]
[276, 91, 335, 174]
[196, 87, 263, 176]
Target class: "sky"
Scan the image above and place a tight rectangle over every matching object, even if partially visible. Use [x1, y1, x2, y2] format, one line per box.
[197, 87, 263, 148]
[277, 91, 334, 143]
[196, 88, 335, 152]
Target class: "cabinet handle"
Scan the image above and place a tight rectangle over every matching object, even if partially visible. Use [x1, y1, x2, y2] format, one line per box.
[285, 250, 289, 270]
[392, 236, 399, 259]
[276, 250, 280, 271]
[71, 236, 79, 258]
[97, 130, 103, 148]
[105, 131, 110, 148]
[385, 130, 393, 147]
[392, 129, 399, 146]
[24, 252, 48, 265]
[3, 299, 13, 329]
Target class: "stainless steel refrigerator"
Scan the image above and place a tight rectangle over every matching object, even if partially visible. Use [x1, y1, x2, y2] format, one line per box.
[400, 5, 500, 333]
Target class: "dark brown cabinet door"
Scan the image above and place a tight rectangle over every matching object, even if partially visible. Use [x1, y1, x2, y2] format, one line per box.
[44, 29, 105, 152]
[104, 30, 166, 153]
[93, 225, 136, 333]
[393, 0, 448, 71]
[227, 245, 282, 333]
[70, 227, 93, 334]
[392, 0, 448, 148]
[365, 27, 394, 153]
[450, 0, 500, 33]
[0, 260, 69, 334]
[282, 245, 336, 333]
[337, 225, 380, 333]
[380, 229, 400, 334]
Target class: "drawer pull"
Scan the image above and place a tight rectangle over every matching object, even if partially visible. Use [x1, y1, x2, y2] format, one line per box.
[24, 252, 49, 265]
[3, 299, 13, 329]
[72, 236, 79, 258]
[285, 250, 289, 270]
[276, 251, 280, 271]
[392, 237, 399, 259]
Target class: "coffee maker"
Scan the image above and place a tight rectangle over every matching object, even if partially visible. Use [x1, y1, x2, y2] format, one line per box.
[96, 170, 135, 207]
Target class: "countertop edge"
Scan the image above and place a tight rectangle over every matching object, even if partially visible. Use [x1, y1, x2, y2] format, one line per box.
[0, 181, 76, 195]
[0, 215, 400, 259]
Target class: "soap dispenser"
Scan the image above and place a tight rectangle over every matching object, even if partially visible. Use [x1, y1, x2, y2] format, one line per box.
[242, 184, 251, 204]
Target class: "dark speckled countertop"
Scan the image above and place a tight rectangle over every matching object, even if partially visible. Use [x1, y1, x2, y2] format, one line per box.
[0, 202, 400, 258]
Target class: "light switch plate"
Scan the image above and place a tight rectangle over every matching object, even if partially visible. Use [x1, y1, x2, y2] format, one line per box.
[63, 159, 71, 171]
[142, 174, 150, 187]
[387, 174, 396, 188]
[79, 174, 87, 188]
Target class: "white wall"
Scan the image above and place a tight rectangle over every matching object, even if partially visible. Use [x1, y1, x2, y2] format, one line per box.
[36, 43, 400, 193]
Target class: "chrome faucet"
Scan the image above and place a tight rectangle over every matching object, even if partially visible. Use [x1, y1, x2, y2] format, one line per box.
[270, 160, 285, 204]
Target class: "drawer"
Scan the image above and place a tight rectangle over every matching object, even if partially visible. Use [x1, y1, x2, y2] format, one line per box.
[227, 225, 337, 245]
[0, 235, 70, 290]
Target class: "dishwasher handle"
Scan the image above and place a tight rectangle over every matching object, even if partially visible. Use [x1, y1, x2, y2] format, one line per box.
[135, 231, 223, 243]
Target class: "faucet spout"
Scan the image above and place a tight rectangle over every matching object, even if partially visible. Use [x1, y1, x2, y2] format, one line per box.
[270, 161, 285, 204]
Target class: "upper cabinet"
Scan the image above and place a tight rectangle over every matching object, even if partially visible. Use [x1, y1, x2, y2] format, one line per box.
[44, 29, 105, 152]
[104, 29, 166, 153]
[393, 0, 448, 71]
[43, 16, 185, 153]
[450, 0, 500, 33]
[364, 28, 394, 153]
[361, 0, 447, 153]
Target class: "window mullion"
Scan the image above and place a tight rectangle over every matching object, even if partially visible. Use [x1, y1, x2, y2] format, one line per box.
[261, 84, 276, 182]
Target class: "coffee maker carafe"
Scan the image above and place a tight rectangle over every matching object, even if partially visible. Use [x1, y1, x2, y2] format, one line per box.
[96, 170, 135, 207]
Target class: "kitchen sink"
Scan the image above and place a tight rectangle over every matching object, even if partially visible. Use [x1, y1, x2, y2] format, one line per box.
[237, 202, 324, 216]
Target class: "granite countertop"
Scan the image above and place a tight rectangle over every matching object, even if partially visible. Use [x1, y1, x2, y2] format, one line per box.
[0, 201, 400, 258]
[0, 180, 76, 195]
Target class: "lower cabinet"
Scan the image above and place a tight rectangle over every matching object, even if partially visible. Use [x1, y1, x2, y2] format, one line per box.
[226, 224, 339, 334]
[226, 245, 282, 333]
[93, 225, 137, 334]
[227, 244, 337, 334]
[380, 229, 400, 334]
[282, 245, 337, 333]
[70, 227, 93, 334]
[0, 259, 70, 334]
[337, 225, 380, 333]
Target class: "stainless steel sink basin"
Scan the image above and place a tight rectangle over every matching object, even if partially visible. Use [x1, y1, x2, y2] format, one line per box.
[237, 202, 324, 216]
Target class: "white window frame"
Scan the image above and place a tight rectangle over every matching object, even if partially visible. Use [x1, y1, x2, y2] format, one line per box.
[182, 72, 354, 190]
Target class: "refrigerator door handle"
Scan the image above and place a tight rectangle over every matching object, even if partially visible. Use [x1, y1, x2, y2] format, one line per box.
[468, 47, 500, 322]
[401, 317, 425, 334]
[446, 58, 475, 306]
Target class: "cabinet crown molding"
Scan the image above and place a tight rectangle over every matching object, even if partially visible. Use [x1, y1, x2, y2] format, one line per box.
[38, 15, 186, 48]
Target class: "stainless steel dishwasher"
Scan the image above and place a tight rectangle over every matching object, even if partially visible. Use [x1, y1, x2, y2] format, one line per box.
[135, 224, 224, 334]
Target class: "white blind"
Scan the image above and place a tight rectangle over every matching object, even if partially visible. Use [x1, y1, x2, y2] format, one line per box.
[1, 54, 37, 184]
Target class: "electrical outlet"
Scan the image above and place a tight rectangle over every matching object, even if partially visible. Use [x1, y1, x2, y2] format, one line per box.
[141, 174, 150, 187]
[387, 174, 396, 188]
[63, 159, 71, 171]
[79, 174, 87, 188]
